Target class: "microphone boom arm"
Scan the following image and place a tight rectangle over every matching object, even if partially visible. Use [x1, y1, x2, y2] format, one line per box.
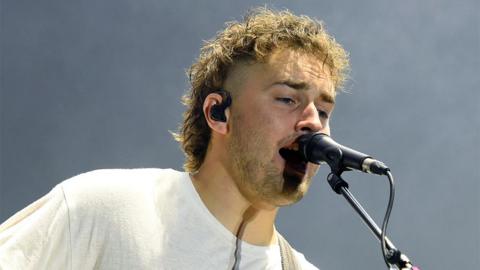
[327, 173, 417, 269]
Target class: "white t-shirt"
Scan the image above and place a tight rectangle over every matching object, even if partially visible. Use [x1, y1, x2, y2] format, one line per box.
[0, 168, 318, 270]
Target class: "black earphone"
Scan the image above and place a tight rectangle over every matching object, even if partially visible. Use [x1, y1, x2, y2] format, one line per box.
[210, 89, 232, 122]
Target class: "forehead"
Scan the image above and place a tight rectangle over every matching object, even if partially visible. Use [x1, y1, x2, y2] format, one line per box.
[227, 48, 336, 102]
[267, 49, 334, 92]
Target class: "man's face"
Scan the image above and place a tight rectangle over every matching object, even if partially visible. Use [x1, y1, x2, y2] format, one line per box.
[223, 48, 335, 209]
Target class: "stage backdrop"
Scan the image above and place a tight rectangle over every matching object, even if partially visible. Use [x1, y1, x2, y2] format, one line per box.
[1, 0, 479, 269]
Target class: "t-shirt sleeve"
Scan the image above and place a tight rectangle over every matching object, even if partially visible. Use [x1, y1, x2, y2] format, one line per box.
[0, 185, 71, 270]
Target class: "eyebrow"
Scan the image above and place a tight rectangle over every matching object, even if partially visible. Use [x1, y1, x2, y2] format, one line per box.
[280, 80, 309, 91]
[278, 80, 335, 104]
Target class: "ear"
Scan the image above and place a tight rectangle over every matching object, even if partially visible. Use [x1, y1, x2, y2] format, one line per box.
[203, 93, 229, 135]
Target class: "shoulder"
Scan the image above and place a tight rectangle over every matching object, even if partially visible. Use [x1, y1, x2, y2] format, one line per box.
[61, 168, 183, 191]
[59, 168, 187, 211]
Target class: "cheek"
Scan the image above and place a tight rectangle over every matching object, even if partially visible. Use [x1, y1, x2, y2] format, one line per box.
[265, 109, 298, 131]
[247, 107, 277, 130]
[320, 119, 332, 135]
[324, 126, 331, 136]
[236, 100, 296, 140]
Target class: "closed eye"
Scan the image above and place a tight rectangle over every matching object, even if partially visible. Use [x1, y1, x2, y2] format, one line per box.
[276, 97, 297, 105]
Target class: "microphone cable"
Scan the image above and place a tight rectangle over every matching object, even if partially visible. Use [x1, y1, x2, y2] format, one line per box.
[231, 219, 247, 270]
[381, 171, 395, 269]
[230, 206, 258, 270]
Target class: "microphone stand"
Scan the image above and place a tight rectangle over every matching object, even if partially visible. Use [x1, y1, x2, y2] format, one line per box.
[326, 172, 418, 270]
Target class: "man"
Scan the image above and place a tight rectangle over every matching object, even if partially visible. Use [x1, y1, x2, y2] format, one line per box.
[0, 8, 349, 269]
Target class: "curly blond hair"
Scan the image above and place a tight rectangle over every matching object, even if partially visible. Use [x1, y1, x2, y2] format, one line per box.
[174, 7, 350, 172]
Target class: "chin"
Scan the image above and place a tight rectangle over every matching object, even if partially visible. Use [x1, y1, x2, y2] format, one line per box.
[252, 177, 309, 209]
[248, 163, 314, 209]
[275, 192, 306, 207]
[276, 175, 310, 206]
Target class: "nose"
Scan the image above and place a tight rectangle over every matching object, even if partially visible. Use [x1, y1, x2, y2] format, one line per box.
[295, 103, 327, 134]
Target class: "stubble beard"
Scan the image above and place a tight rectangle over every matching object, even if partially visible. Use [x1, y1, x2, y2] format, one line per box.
[227, 117, 308, 207]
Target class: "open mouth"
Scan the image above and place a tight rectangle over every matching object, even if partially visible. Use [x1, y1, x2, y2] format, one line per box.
[279, 142, 308, 186]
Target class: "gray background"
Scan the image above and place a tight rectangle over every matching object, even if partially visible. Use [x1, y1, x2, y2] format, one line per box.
[1, 0, 479, 269]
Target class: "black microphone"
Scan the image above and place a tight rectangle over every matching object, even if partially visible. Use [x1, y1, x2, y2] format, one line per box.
[297, 133, 390, 175]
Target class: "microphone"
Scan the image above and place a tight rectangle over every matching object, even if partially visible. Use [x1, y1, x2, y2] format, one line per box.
[297, 133, 390, 175]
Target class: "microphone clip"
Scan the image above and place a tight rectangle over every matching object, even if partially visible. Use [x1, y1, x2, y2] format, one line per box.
[327, 172, 349, 194]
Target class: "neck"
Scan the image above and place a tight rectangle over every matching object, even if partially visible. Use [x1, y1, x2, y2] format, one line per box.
[190, 154, 279, 246]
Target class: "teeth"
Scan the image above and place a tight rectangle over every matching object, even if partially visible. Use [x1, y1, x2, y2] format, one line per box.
[292, 143, 299, 151]
[284, 142, 299, 151]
